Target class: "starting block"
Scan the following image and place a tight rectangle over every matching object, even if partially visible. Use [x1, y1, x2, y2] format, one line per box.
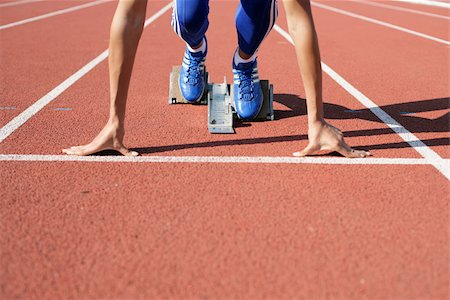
[168, 65, 274, 134]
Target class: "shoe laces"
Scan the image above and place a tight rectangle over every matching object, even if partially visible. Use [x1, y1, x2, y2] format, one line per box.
[185, 54, 204, 85]
[236, 68, 254, 101]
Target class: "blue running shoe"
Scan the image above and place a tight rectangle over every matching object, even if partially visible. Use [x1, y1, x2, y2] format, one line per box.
[179, 40, 207, 103]
[232, 58, 263, 120]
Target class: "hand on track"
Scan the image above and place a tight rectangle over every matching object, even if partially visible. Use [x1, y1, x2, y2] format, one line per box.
[293, 121, 371, 158]
[62, 123, 138, 156]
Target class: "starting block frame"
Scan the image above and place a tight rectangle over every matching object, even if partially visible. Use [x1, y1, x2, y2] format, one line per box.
[168, 65, 274, 134]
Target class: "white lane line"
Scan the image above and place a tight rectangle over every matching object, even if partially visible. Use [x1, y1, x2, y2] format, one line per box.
[311, 1, 450, 45]
[394, 0, 450, 9]
[354, 0, 449, 20]
[273, 25, 450, 180]
[0, 154, 440, 166]
[0, 0, 111, 30]
[0, 0, 43, 8]
[0, 2, 173, 143]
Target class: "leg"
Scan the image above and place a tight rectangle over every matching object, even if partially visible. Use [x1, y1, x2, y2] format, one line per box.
[172, 0, 209, 49]
[63, 0, 147, 156]
[283, 0, 370, 158]
[236, 0, 278, 57]
[232, 0, 278, 120]
[171, 0, 209, 103]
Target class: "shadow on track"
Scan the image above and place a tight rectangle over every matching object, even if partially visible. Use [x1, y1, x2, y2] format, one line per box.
[275, 94, 449, 134]
[109, 95, 449, 155]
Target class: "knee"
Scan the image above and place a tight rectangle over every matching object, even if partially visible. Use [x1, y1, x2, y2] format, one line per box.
[178, 13, 207, 35]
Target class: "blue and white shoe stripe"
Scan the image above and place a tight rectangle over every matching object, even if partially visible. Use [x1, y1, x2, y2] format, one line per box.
[182, 57, 205, 70]
[233, 68, 260, 84]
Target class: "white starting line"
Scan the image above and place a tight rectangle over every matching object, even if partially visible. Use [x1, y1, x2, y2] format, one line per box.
[0, 154, 443, 166]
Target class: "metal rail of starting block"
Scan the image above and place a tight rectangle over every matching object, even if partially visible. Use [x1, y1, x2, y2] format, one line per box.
[168, 65, 274, 134]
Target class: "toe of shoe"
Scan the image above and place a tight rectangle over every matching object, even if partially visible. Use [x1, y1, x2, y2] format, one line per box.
[180, 76, 204, 103]
[182, 85, 204, 103]
[236, 100, 261, 120]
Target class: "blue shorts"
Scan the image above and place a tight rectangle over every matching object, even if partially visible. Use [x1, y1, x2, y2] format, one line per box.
[171, 0, 278, 55]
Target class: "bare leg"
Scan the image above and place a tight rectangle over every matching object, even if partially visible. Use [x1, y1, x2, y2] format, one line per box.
[63, 0, 148, 156]
[283, 0, 370, 158]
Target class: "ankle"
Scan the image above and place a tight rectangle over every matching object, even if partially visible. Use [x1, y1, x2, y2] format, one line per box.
[234, 48, 257, 66]
[187, 38, 206, 54]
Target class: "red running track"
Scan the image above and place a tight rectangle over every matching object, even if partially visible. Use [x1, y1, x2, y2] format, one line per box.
[1, 0, 449, 299]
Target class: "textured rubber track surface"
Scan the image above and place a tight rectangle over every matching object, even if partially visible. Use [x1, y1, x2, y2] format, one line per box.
[1, 162, 448, 299]
[0, 0, 97, 24]
[1, 1, 449, 299]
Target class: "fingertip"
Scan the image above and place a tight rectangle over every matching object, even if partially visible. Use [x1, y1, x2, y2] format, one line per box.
[62, 149, 74, 155]
[292, 151, 302, 157]
[122, 149, 139, 157]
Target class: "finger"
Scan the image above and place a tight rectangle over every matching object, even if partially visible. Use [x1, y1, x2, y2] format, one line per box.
[361, 150, 372, 157]
[63, 147, 79, 155]
[352, 150, 371, 158]
[62, 149, 78, 155]
[118, 147, 139, 157]
[63, 145, 90, 156]
[337, 144, 371, 158]
[293, 144, 319, 157]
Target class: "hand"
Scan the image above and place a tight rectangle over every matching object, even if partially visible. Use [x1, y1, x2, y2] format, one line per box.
[62, 122, 138, 156]
[294, 121, 371, 158]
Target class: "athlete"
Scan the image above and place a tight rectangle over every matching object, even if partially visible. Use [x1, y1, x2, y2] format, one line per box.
[172, 0, 278, 119]
[283, 0, 370, 157]
[62, 0, 369, 158]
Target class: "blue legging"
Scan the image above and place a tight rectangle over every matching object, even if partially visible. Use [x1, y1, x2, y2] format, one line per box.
[171, 0, 278, 56]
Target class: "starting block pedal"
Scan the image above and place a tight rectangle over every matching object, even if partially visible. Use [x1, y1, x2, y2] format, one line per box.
[168, 66, 274, 134]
